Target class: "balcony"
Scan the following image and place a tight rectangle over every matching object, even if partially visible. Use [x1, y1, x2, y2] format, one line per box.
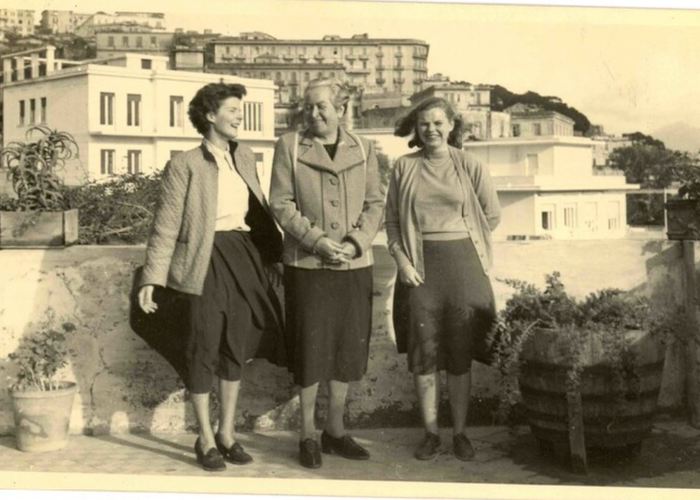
[282, 54, 295, 61]
[376, 77, 386, 85]
[394, 63, 404, 70]
[393, 78, 405, 84]
[313, 54, 324, 61]
[358, 53, 369, 60]
[345, 54, 356, 61]
[413, 78, 423, 85]
[375, 52, 383, 58]
[376, 65, 385, 70]
[346, 67, 370, 74]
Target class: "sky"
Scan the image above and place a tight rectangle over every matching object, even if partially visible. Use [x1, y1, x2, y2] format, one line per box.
[9, 0, 700, 145]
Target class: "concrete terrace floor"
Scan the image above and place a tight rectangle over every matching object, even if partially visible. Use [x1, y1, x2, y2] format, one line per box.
[2, 421, 700, 492]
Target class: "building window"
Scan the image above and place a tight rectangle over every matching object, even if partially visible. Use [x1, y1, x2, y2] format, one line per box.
[150, 36, 157, 47]
[563, 206, 576, 228]
[40, 97, 47, 123]
[100, 92, 114, 125]
[127, 94, 141, 127]
[108, 36, 114, 47]
[533, 123, 542, 136]
[136, 36, 143, 48]
[541, 209, 554, 231]
[169, 96, 184, 127]
[512, 124, 521, 137]
[291, 72, 297, 83]
[170, 150, 183, 159]
[304, 72, 310, 82]
[122, 36, 129, 48]
[29, 98, 36, 124]
[225, 46, 230, 54]
[141, 59, 152, 69]
[275, 71, 282, 82]
[19, 100, 25, 125]
[100, 149, 115, 175]
[243, 101, 263, 132]
[127, 150, 141, 174]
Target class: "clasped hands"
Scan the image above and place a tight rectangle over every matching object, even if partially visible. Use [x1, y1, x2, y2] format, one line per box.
[314, 237, 357, 264]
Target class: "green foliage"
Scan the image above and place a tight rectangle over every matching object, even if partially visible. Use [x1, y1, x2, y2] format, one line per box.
[490, 85, 591, 134]
[62, 172, 163, 244]
[676, 162, 700, 200]
[608, 143, 693, 189]
[492, 272, 665, 423]
[9, 322, 76, 392]
[0, 126, 79, 211]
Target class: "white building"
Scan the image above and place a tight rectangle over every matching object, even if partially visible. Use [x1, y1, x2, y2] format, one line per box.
[464, 136, 640, 240]
[75, 11, 166, 38]
[1, 46, 276, 192]
[40, 10, 91, 34]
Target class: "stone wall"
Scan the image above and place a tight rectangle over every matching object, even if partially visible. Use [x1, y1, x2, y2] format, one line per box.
[0, 237, 697, 435]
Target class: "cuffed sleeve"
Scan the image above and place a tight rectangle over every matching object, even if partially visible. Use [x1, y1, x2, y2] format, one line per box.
[385, 160, 413, 269]
[140, 159, 189, 288]
[469, 157, 501, 231]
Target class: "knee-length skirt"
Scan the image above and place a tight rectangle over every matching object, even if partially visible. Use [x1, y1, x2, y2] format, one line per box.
[283, 266, 373, 388]
[392, 238, 496, 375]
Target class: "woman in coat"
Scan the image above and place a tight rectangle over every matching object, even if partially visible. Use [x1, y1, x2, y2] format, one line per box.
[386, 97, 501, 461]
[137, 82, 284, 472]
[269, 78, 385, 469]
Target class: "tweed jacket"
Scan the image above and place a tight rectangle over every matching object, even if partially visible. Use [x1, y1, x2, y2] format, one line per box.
[139, 141, 282, 295]
[269, 127, 385, 270]
[385, 146, 501, 278]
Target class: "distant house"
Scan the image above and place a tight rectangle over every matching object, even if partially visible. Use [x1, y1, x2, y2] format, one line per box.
[506, 103, 575, 138]
[464, 136, 640, 240]
[1, 46, 277, 192]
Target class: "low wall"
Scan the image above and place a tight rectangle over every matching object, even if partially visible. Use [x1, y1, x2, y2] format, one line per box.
[0, 237, 698, 435]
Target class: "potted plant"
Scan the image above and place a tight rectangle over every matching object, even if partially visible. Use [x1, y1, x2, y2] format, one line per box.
[0, 125, 79, 248]
[666, 161, 700, 240]
[492, 272, 670, 471]
[8, 322, 78, 452]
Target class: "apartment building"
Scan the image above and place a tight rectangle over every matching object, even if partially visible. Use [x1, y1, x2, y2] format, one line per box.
[0, 9, 35, 37]
[96, 30, 176, 59]
[40, 10, 91, 34]
[1, 46, 276, 192]
[208, 32, 429, 97]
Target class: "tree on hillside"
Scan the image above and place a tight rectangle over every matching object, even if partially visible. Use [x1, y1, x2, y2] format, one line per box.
[622, 131, 666, 149]
[490, 85, 591, 134]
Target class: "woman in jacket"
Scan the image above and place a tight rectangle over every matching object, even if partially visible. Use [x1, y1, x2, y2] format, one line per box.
[137, 82, 284, 472]
[387, 97, 501, 462]
[269, 78, 385, 469]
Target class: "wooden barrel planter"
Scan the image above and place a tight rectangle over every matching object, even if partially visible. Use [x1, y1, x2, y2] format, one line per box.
[518, 327, 665, 470]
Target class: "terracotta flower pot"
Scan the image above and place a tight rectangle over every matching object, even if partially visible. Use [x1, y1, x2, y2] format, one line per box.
[10, 381, 77, 452]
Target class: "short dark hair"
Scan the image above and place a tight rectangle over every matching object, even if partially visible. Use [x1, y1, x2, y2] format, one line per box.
[394, 97, 464, 149]
[188, 83, 247, 136]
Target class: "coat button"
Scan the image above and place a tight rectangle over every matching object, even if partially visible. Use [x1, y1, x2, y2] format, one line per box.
[331, 200, 339, 207]
[331, 222, 339, 229]
[329, 177, 338, 185]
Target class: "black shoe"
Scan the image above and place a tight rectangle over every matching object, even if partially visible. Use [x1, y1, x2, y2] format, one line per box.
[321, 431, 370, 460]
[299, 438, 322, 469]
[453, 433, 475, 461]
[215, 434, 253, 465]
[414, 432, 441, 460]
[194, 437, 226, 471]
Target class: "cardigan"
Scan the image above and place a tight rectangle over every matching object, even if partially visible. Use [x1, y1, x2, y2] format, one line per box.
[269, 127, 386, 270]
[140, 141, 282, 295]
[385, 146, 501, 278]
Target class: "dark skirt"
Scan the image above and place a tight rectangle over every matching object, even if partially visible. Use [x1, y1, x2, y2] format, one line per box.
[393, 238, 496, 375]
[283, 266, 373, 388]
[131, 231, 285, 393]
